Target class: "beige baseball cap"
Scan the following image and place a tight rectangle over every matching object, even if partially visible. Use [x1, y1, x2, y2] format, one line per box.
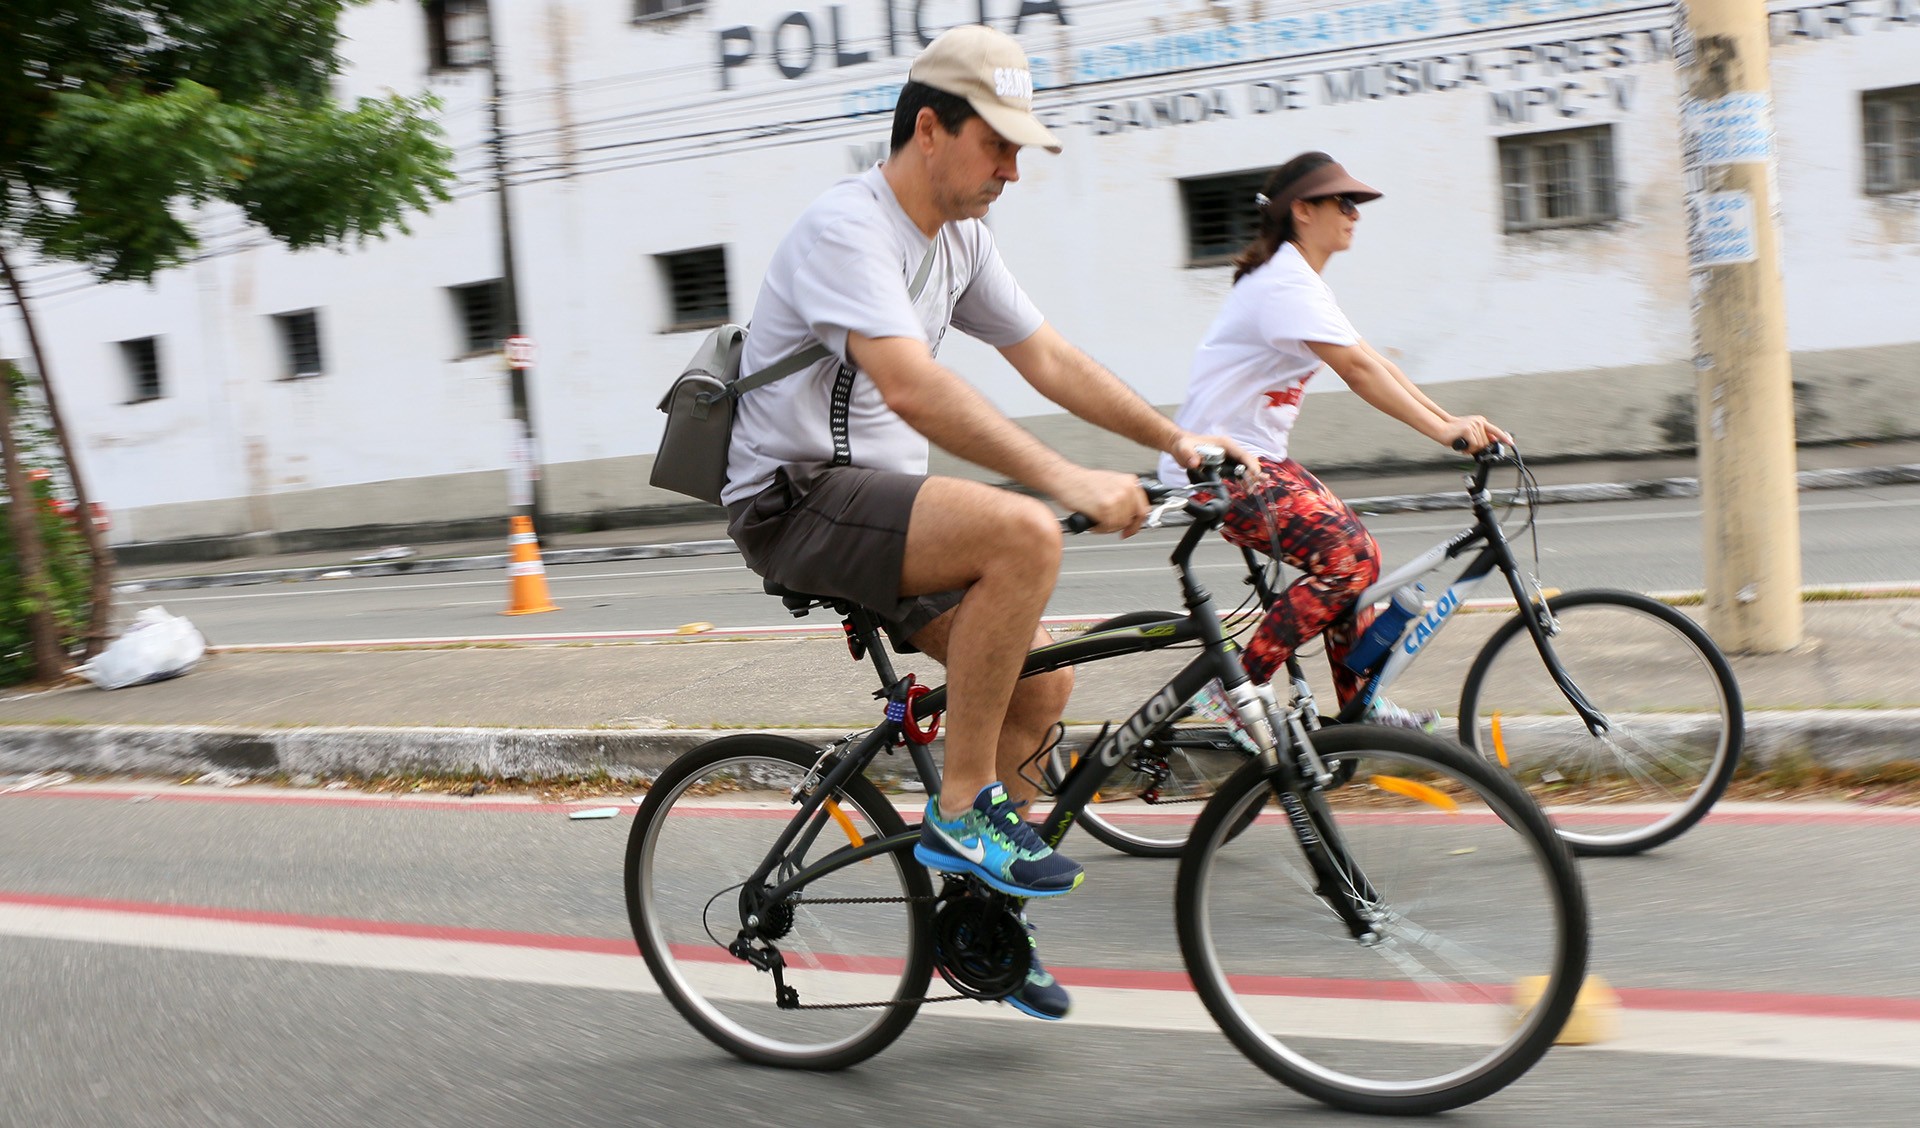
[907, 25, 1061, 154]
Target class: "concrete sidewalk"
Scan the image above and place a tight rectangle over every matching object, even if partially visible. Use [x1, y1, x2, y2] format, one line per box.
[1, 595, 1915, 785]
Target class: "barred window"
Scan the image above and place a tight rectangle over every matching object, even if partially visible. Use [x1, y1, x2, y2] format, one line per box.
[1864, 86, 1920, 195]
[274, 310, 324, 379]
[120, 337, 162, 403]
[635, 0, 705, 20]
[659, 246, 730, 332]
[426, 0, 489, 70]
[451, 280, 507, 355]
[1498, 126, 1618, 233]
[1180, 168, 1273, 267]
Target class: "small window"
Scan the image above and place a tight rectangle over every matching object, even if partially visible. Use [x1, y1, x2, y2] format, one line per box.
[1179, 168, 1273, 267]
[274, 310, 324, 379]
[120, 337, 162, 403]
[659, 246, 730, 332]
[450, 280, 507, 356]
[426, 0, 490, 70]
[1499, 125, 1617, 233]
[1864, 85, 1920, 195]
[634, 0, 705, 20]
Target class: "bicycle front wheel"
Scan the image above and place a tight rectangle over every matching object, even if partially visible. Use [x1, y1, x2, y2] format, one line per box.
[624, 734, 934, 1070]
[1458, 589, 1743, 856]
[1176, 725, 1588, 1115]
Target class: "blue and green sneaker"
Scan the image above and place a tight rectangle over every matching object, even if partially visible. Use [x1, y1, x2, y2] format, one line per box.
[914, 783, 1084, 898]
[1008, 919, 1070, 1021]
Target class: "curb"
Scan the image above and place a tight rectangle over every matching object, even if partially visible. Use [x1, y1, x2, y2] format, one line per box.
[117, 463, 1920, 594]
[4, 710, 1916, 784]
[1345, 462, 1920, 515]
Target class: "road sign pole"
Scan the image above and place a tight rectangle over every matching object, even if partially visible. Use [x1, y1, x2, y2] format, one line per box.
[1676, 0, 1803, 653]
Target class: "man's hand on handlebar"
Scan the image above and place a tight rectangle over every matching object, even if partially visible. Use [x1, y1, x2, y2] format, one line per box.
[1055, 467, 1151, 537]
[1170, 432, 1264, 487]
[1438, 416, 1512, 455]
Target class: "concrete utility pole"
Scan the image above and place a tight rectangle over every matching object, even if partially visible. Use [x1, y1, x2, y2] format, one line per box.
[482, 1, 547, 533]
[1675, 0, 1803, 652]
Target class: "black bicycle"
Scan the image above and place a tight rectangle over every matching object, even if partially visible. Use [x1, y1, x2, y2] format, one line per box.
[1057, 443, 1744, 859]
[624, 453, 1590, 1115]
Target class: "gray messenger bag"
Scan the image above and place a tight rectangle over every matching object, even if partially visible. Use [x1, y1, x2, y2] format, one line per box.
[650, 241, 938, 506]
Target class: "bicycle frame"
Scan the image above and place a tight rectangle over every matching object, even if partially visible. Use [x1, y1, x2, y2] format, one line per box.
[1248, 455, 1607, 734]
[739, 486, 1307, 925]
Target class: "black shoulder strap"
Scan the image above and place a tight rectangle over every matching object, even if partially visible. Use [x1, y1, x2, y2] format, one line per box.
[729, 237, 940, 400]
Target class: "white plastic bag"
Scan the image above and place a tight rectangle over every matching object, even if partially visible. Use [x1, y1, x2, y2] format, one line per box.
[80, 607, 207, 690]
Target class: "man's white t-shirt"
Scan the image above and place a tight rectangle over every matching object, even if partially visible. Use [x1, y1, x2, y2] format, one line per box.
[723, 164, 1045, 506]
[1157, 242, 1358, 486]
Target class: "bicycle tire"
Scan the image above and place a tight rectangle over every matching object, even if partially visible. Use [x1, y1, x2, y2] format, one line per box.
[624, 734, 934, 1070]
[1046, 611, 1252, 859]
[1175, 724, 1589, 1115]
[1458, 589, 1743, 856]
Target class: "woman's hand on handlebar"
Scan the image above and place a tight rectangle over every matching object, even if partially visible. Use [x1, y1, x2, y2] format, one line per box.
[1439, 416, 1512, 455]
[1169, 432, 1264, 487]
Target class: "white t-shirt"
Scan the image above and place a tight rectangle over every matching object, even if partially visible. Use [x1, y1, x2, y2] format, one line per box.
[1157, 242, 1358, 486]
[723, 164, 1045, 505]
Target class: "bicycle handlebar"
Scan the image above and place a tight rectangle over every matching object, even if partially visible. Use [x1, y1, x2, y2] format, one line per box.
[1060, 478, 1181, 534]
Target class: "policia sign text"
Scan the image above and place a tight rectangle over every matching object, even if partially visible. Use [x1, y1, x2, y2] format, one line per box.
[718, 1, 1071, 88]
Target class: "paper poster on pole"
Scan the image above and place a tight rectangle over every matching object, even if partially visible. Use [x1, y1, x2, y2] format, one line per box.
[1684, 93, 1774, 166]
[1693, 191, 1759, 268]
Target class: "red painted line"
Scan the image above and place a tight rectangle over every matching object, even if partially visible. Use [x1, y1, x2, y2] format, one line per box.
[0, 890, 637, 955]
[7, 889, 1919, 1024]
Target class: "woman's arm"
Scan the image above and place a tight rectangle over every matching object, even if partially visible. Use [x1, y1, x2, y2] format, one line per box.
[1307, 341, 1507, 451]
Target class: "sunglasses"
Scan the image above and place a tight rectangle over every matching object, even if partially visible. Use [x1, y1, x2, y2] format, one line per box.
[1312, 195, 1362, 218]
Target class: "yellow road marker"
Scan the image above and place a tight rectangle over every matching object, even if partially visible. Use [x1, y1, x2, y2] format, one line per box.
[1369, 774, 1459, 812]
[1511, 974, 1619, 1045]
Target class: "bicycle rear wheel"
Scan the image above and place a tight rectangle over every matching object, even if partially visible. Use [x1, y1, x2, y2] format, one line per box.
[1176, 725, 1588, 1115]
[1045, 611, 1252, 859]
[624, 734, 933, 1069]
[1458, 589, 1743, 856]
[1047, 721, 1248, 858]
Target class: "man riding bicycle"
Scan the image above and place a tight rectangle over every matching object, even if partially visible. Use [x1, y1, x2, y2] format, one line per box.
[722, 24, 1254, 1020]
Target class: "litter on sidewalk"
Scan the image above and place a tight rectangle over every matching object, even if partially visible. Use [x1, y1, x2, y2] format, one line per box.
[78, 607, 206, 690]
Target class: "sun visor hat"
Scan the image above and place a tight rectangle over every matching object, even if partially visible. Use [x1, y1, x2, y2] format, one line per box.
[908, 25, 1062, 154]
[1273, 163, 1383, 210]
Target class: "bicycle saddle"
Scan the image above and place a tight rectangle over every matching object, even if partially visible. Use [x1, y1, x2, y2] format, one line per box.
[762, 578, 850, 618]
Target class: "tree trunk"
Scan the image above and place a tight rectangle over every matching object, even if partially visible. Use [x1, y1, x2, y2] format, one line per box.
[0, 244, 114, 658]
[0, 369, 66, 682]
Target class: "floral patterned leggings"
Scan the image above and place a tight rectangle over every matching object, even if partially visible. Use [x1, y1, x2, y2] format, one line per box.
[1217, 457, 1382, 704]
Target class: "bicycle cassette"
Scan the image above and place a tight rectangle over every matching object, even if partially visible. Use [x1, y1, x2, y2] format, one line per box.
[930, 891, 1030, 1000]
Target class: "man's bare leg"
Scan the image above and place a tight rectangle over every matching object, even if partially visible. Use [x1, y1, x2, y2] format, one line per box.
[898, 477, 1062, 820]
[908, 613, 1071, 812]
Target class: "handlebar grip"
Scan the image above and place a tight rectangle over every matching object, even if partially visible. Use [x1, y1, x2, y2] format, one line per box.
[1063, 512, 1095, 534]
[1451, 437, 1471, 452]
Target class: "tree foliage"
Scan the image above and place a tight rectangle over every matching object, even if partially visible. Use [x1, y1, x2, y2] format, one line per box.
[0, 0, 456, 282]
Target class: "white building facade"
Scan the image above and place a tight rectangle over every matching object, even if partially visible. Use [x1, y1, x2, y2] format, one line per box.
[2, 0, 1916, 547]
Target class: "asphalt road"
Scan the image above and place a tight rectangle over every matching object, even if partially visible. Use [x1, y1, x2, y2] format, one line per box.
[127, 483, 1920, 646]
[2, 784, 1916, 1127]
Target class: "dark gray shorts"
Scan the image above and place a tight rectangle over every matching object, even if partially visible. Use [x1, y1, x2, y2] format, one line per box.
[726, 463, 964, 649]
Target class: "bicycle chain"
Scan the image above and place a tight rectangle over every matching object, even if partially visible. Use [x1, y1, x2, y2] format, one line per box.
[770, 894, 1000, 1010]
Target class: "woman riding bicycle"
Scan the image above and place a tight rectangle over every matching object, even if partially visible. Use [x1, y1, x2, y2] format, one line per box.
[1159, 151, 1511, 722]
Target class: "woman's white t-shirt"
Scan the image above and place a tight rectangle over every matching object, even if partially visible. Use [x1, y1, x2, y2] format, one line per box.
[1158, 242, 1358, 487]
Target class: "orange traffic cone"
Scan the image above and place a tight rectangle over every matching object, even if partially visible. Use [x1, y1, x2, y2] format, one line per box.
[502, 514, 559, 615]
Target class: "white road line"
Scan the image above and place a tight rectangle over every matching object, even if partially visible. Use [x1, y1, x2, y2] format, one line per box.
[3, 902, 1916, 1067]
